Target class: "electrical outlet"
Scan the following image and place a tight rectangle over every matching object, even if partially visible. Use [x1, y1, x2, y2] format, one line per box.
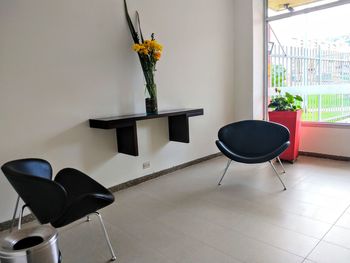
[143, 161, 151, 169]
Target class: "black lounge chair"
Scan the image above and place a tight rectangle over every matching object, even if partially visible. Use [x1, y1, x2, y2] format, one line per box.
[1, 158, 117, 261]
[215, 120, 290, 190]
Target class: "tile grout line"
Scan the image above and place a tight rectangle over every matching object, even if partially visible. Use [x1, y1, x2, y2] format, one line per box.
[118, 161, 350, 262]
[131, 188, 310, 260]
[132, 167, 338, 259]
[113, 191, 249, 263]
[102, 205, 247, 263]
[115, 189, 306, 262]
[301, 202, 350, 262]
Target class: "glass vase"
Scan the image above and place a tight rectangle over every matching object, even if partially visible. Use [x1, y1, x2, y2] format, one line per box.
[145, 83, 158, 114]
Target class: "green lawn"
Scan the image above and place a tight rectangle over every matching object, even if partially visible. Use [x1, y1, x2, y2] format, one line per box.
[302, 94, 350, 122]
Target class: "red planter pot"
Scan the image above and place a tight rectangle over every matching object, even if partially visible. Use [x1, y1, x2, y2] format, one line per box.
[268, 110, 302, 163]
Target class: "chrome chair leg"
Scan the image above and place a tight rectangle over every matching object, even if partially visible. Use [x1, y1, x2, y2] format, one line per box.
[269, 161, 287, 191]
[18, 205, 28, 230]
[218, 159, 232, 186]
[277, 157, 286, 174]
[90, 212, 117, 261]
[10, 196, 20, 232]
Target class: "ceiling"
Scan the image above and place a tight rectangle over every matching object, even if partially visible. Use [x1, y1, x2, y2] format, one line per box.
[268, 0, 324, 11]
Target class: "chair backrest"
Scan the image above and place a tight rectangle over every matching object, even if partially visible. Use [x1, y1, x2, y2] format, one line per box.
[1, 159, 67, 224]
[218, 120, 290, 156]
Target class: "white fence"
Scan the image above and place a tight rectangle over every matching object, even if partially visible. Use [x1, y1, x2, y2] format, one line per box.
[270, 45, 350, 87]
[269, 45, 350, 122]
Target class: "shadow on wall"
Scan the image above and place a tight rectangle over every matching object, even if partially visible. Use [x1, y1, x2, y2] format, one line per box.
[44, 121, 117, 172]
[43, 118, 171, 173]
[138, 118, 169, 156]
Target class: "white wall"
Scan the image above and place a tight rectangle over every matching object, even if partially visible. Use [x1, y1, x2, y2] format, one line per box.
[0, 0, 235, 222]
[233, 0, 264, 121]
[252, 0, 264, 120]
[300, 125, 350, 157]
[233, 0, 253, 120]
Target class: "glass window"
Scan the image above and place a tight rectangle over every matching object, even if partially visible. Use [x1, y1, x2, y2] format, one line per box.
[267, 2, 350, 123]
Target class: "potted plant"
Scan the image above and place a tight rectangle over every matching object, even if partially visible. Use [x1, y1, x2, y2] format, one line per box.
[268, 89, 303, 163]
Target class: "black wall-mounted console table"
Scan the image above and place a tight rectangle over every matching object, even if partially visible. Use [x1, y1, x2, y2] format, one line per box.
[89, 108, 204, 156]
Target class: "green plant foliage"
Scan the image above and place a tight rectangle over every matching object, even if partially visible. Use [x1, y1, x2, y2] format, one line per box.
[271, 65, 286, 87]
[268, 89, 303, 111]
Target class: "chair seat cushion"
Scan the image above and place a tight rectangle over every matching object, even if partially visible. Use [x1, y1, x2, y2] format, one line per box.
[51, 192, 114, 228]
[51, 168, 115, 228]
[216, 140, 290, 164]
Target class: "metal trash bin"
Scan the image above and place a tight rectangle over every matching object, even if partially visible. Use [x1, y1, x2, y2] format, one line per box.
[0, 225, 61, 263]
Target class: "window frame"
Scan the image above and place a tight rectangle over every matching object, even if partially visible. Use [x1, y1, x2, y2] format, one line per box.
[263, 0, 350, 128]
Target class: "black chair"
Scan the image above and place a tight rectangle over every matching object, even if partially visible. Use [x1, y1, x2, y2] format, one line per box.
[1, 158, 117, 261]
[215, 120, 290, 190]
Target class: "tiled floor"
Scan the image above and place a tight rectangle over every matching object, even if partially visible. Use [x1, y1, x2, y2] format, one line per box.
[15, 156, 350, 262]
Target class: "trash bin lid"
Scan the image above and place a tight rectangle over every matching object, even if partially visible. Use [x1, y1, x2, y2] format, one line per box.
[0, 225, 58, 257]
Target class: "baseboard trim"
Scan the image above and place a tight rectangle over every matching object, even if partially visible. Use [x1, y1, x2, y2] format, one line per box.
[0, 153, 223, 232]
[109, 153, 223, 193]
[299, 151, 350, 161]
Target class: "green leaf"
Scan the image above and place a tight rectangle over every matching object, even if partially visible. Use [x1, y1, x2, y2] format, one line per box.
[124, 0, 154, 85]
[285, 92, 294, 101]
[136, 11, 145, 43]
[269, 91, 303, 111]
[268, 102, 277, 108]
[124, 0, 140, 44]
[295, 95, 303, 102]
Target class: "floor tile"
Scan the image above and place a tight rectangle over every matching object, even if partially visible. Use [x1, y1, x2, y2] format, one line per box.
[308, 241, 350, 263]
[58, 219, 175, 263]
[336, 212, 350, 229]
[157, 208, 304, 262]
[7, 156, 350, 263]
[324, 225, 350, 249]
